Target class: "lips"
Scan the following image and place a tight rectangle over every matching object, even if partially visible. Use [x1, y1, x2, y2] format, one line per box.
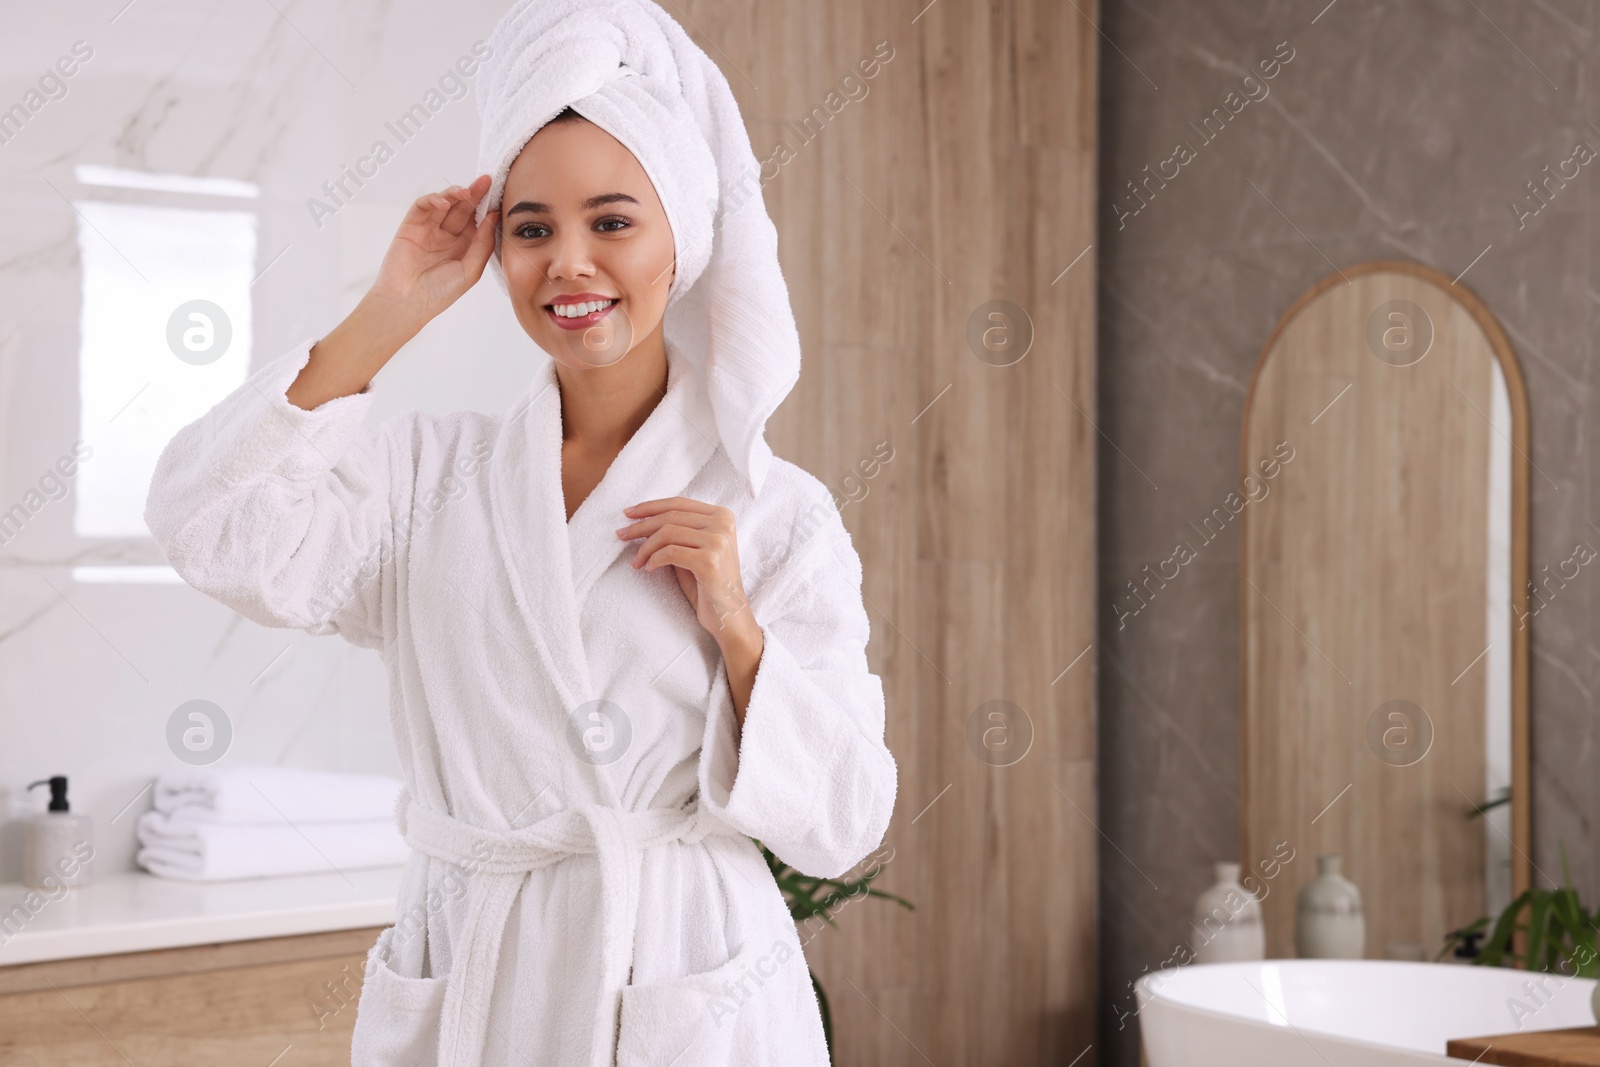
[545, 297, 619, 331]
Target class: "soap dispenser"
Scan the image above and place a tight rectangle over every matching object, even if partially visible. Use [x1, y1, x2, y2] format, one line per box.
[23, 776, 94, 888]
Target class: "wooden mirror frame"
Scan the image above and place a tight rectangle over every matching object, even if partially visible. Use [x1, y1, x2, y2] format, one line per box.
[1239, 258, 1532, 925]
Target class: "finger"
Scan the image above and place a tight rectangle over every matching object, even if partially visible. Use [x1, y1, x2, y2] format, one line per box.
[407, 190, 451, 224]
[411, 191, 466, 242]
[616, 509, 715, 540]
[625, 522, 732, 576]
[463, 210, 500, 280]
[397, 192, 465, 260]
[624, 497, 720, 519]
[440, 186, 479, 237]
[633, 525, 712, 567]
[633, 525, 712, 569]
[639, 543, 704, 578]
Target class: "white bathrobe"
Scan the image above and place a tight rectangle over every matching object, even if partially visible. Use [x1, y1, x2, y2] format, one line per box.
[143, 336, 897, 1066]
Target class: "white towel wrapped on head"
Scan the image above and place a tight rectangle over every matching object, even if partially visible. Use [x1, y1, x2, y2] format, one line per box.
[473, 0, 802, 498]
[152, 766, 404, 824]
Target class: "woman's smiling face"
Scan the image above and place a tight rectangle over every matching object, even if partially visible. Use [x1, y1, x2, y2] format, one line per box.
[498, 114, 677, 369]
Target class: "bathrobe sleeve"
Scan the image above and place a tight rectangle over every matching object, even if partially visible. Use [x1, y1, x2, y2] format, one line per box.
[143, 338, 396, 650]
[698, 500, 897, 881]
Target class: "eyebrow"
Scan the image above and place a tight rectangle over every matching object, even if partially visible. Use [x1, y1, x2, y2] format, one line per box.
[504, 192, 641, 216]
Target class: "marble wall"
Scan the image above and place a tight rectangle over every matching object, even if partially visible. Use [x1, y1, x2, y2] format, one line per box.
[0, 1, 539, 879]
[1097, 1, 1597, 1062]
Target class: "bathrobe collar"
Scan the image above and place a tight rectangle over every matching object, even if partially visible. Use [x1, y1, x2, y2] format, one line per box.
[488, 338, 721, 718]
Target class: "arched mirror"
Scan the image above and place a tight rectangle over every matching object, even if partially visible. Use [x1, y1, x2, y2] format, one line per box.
[1240, 259, 1530, 959]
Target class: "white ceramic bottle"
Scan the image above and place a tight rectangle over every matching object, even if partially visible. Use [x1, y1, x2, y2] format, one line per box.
[23, 775, 94, 889]
[1296, 853, 1364, 958]
[1191, 861, 1265, 963]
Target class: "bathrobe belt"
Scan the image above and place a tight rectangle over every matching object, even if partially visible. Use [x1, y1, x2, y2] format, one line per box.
[393, 784, 744, 1067]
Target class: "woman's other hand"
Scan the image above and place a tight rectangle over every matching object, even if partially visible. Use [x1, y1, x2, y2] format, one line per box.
[617, 496, 765, 727]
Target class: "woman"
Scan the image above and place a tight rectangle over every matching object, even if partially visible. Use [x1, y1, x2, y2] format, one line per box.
[143, 2, 895, 1065]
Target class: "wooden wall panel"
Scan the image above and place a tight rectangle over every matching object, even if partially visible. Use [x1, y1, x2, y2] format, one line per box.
[0, 2, 1098, 1063]
[703, 0, 1101, 1062]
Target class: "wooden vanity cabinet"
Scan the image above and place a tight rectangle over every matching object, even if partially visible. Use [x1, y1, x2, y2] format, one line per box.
[0, 926, 384, 1066]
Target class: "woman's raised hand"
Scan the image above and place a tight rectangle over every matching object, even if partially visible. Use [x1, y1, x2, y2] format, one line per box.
[370, 174, 500, 328]
[286, 176, 500, 410]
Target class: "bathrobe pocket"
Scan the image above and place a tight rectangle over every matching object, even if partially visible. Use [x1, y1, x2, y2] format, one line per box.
[350, 925, 450, 1067]
[615, 938, 775, 1067]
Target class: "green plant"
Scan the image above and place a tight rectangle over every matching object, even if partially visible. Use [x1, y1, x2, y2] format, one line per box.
[1438, 844, 1599, 976]
[1468, 785, 1511, 819]
[756, 840, 914, 1058]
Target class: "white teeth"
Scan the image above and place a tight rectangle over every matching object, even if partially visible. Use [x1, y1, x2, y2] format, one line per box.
[552, 299, 614, 318]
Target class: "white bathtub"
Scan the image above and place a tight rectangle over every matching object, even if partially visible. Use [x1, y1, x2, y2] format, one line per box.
[1137, 960, 1596, 1066]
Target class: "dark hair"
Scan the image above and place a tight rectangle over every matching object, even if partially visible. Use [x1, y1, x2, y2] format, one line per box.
[549, 105, 586, 125]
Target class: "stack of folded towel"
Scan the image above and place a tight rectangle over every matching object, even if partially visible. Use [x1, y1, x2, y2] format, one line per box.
[135, 766, 409, 881]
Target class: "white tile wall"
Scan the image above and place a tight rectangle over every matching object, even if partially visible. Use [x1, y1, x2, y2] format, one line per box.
[0, 0, 546, 877]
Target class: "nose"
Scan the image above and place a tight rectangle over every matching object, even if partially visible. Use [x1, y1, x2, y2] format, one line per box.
[546, 227, 596, 281]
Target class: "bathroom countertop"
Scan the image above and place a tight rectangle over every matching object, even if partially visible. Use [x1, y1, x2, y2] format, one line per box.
[0, 863, 406, 967]
[1448, 1026, 1600, 1064]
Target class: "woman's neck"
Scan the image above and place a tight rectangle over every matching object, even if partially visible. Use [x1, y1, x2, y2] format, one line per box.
[553, 335, 670, 451]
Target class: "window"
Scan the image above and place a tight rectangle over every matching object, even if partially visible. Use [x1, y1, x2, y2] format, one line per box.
[72, 167, 258, 543]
